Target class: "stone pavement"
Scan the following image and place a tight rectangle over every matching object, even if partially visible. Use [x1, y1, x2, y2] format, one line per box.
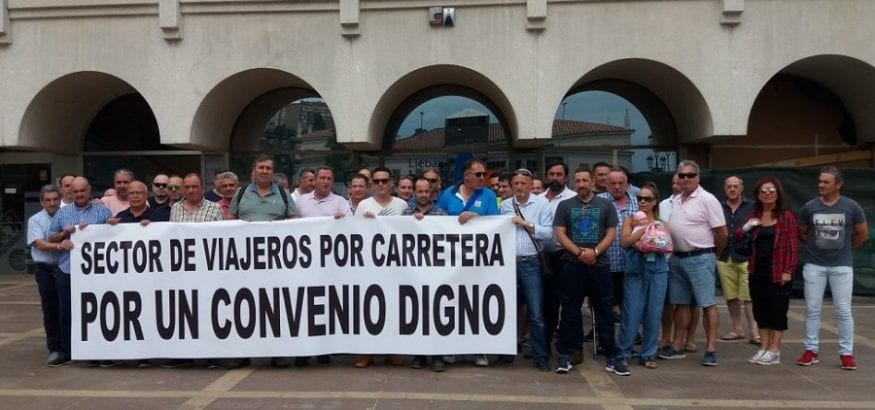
[1, 272, 874, 409]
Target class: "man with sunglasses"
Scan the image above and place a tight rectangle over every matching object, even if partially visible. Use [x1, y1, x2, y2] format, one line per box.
[149, 173, 171, 208]
[355, 167, 408, 218]
[661, 160, 727, 366]
[167, 175, 184, 205]
[436, 158, 498, 366]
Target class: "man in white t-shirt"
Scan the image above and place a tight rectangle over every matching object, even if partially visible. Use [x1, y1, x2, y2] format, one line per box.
[354, 167, 408, 217]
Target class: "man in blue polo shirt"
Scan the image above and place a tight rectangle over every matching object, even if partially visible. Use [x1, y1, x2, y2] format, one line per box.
[435, 158, 498, 367]
[436, 158, 498, 222]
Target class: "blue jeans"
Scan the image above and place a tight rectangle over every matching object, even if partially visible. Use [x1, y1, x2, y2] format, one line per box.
[556, 261, 615, 358]
[54, 271, 72, 358]
[618, 254, 668, 360]
[803, 263, 854, 355]
[35, 263, 62, 354]
[517, 256, 548, 362]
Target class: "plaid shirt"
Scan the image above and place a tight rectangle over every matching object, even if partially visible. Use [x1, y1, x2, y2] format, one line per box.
[170, 198, 224, 222]
[598, 191, 638, 272]
[736, 209, 798, 283]
[49, 202, 112, 273]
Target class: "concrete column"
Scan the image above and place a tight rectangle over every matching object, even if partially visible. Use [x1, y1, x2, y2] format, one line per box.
[0, 0, 10, 45]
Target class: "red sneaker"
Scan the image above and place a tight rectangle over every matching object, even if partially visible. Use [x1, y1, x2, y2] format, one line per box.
[796, 350, 819, 366]
[841, 355, 857, 370]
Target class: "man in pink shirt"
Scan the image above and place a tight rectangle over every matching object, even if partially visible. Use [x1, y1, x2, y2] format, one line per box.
[659, 160, 727, 366]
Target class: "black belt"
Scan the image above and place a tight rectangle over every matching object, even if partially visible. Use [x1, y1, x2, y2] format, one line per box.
[674, 248, 714, 258]
[517, 255, 539, 261]
[35, 262, 58, 270]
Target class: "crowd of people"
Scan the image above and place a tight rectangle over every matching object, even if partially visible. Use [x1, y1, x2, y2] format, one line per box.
[26, 155, 868, 375]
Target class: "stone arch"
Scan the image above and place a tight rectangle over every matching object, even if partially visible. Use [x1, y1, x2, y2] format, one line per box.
[190, 68, 326, 151]
[558, 58, 713, 146]
[746, 54, 875, 146]
[368, 64, 519, 151]
[18, 71, 156, 154]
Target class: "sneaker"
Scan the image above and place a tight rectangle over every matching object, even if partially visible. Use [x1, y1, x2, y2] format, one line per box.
[796, 350, 820, 366]
[748, 349, 766, 364]
[755, 351, 780, 365]
[701, 351, 718, 366]
[47, 352, 67, 367]
[555, 355, 572, 374]
[474, 354, 489, 367]
[840, 355, 857, 370]
[205, 359, 220, 369]
[99, 360, 120, 368]
[493, 355, 514, 366]
[410, 356, 427, 369]
[606, 359, 631, 376]
[136, 360, 152, 368]
[657, 347, 686, 360]
[431, 358, 447, 372]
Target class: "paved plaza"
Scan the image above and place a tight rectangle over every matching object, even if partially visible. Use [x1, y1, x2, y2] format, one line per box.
[1, 273, 873, 409]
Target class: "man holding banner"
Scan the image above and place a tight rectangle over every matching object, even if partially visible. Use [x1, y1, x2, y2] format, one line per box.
[48, 177, 112, 366]
[436, 158, 499, 367]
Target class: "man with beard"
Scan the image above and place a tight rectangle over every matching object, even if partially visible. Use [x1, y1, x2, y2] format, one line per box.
[539, 160, 578, 362]
[405, 176, 448, 371]
[149, 173, 171, 209]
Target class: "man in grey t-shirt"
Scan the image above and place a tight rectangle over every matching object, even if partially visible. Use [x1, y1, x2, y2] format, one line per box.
[796, 166, 868, 370]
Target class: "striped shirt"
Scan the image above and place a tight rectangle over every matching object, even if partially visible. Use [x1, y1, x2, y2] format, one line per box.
[49, 202, 112, 273]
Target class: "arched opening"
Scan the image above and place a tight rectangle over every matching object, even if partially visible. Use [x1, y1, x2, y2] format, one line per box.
[717, 54, 875, 168]
[367, 65, 518, 186]
[192, 69, 343, 189]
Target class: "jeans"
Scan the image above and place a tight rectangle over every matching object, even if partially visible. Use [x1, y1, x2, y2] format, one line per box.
[669, 252, 717, 308]
[516, 256, 548, 362]
[542, 251, 564, 354]
[618, 255, 668, 360]
[555, 261, 615, 358]
[803, 263, 854, 355]
[54, 270, 72, 358]
[35, 263, 62, 354]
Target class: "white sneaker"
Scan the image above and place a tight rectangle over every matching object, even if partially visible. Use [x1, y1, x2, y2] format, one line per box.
[756, 351, 781, 365]
[748, 349, 766, 364]
[474, 354, 489, 367]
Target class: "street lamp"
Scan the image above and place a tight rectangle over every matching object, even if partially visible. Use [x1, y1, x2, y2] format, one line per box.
[561, 102, 567, 120]
[646, 155, 655, 170]
[420, 111, 424, 132]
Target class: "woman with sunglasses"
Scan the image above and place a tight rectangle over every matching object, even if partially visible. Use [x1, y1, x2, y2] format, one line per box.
[618, 182, 670, 372]
[735, 177, 797, 365]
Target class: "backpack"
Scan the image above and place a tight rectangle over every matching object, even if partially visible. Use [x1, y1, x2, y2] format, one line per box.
[232, 184, 290, 220]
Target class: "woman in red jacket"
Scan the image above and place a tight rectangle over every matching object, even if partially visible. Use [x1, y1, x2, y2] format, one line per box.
[735, 176, 797, 366]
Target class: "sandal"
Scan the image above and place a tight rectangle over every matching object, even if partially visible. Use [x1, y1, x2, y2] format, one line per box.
[644, 360, 658, 369]
[721, 332, 745, 341]
[684, 343, 698, 353]
[749, 337, 762, 346]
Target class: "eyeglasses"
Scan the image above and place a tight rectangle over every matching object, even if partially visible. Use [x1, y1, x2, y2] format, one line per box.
[153, 183, 167, 188]
[425, 178, 439, 184]
[372, 178, 391, 185]
[468, 171, 486, 178]
[513, 168, 533, 178]
[169, 185, 182, 190]
[678, 173, 698, 179]
[759, 187, 777, 194]
[636, 195, 655, 202]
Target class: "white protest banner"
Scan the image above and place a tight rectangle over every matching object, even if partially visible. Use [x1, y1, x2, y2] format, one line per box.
[70, 216, 516, 360]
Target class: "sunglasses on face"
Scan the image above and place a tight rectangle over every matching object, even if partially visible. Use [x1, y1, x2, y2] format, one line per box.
[468, 171, 486, 178]
[637, 195, 655, 203]
[760, 187, 777, 194]
[169, 185, 182, 190]
[153, 183, 167, 188]
[678, 173, 698, 179]
[425, 178, 439, 184]
[372, 178, 391, 185]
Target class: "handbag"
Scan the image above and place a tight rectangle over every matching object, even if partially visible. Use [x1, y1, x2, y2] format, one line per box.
[633, 221, 673, 254]
[513, 201, 554, 279]
[734, 229, 754, 257]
